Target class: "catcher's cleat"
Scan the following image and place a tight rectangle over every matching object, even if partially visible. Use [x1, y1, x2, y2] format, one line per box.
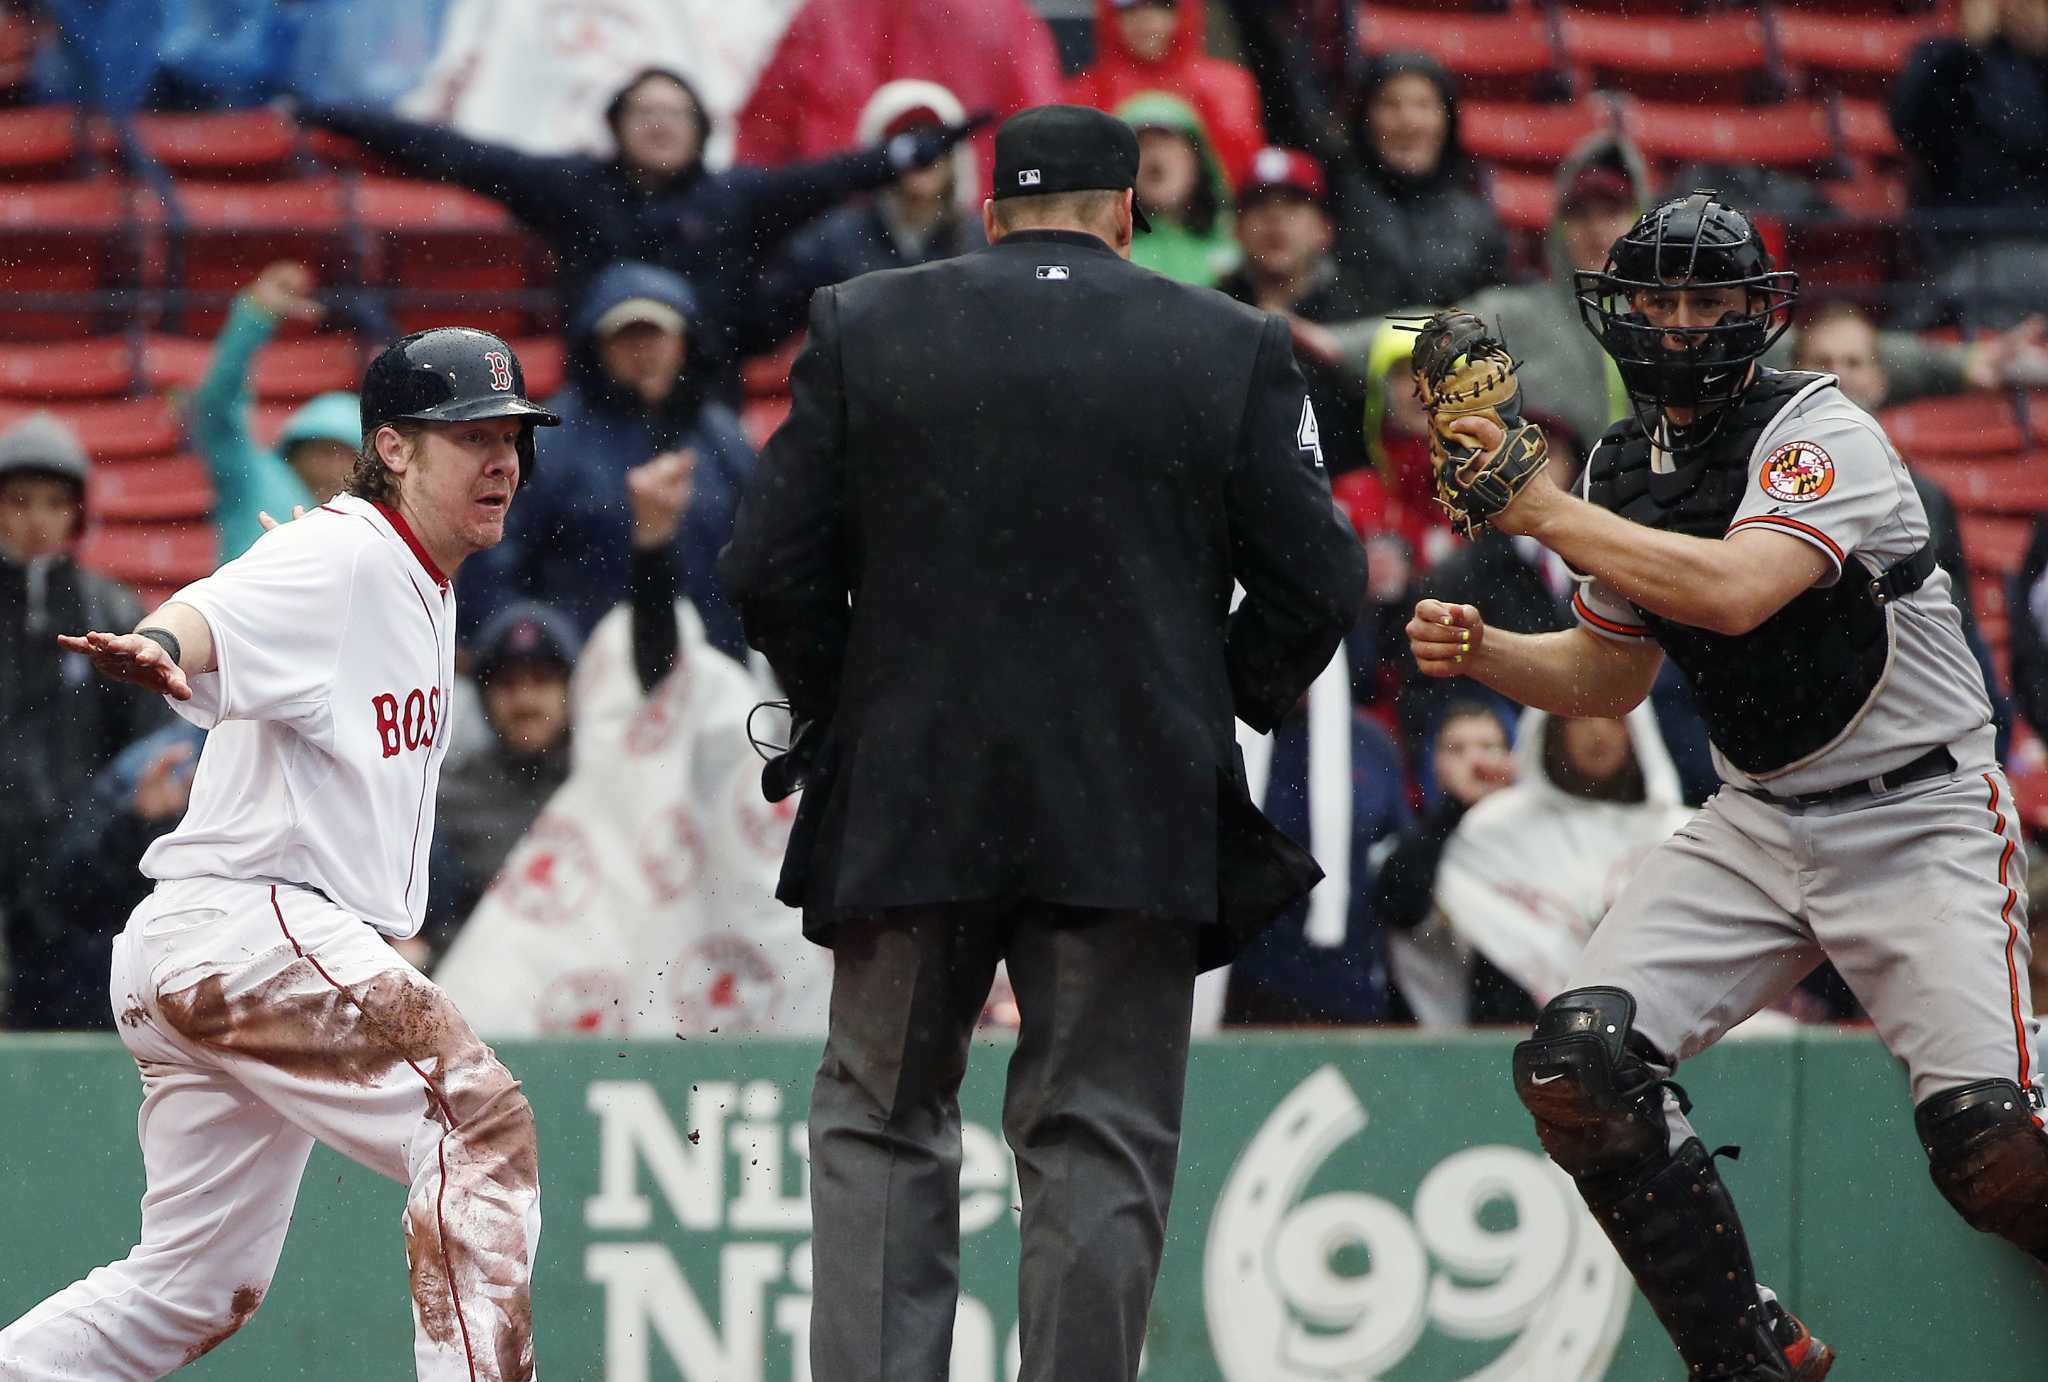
[1697, 1302, 1834, 1381]
[1770, 1302, 1835, 1381]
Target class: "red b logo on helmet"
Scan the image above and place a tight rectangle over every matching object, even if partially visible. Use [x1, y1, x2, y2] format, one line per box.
[484, 350, 513, 391]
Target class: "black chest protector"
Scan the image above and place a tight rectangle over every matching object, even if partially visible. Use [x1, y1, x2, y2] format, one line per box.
[1584, 372, 1925, 777]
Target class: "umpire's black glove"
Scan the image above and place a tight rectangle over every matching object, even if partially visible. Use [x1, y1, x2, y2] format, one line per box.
[883, 112, 994, 173]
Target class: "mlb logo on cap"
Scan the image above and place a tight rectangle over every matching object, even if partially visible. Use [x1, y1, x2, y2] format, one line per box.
[1018, 168, 1042, 187]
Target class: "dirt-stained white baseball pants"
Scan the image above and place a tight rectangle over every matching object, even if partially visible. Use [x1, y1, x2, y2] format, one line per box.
[0, 877, 539, 1381]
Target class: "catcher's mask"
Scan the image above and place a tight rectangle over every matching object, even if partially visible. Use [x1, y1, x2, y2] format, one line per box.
[1574, 190, 1797, 455]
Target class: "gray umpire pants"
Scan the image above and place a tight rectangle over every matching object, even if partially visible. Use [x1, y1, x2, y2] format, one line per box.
[807, 901, 1200, 1382]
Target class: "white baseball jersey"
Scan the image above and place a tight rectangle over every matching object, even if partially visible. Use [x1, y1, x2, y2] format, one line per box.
[1574, 377, 1991, 795]
[141, 494, 457, 938]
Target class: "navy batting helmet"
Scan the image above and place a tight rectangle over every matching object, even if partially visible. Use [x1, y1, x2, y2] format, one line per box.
[360, 327, 559, 482]
[1574, 190, 1798, 451]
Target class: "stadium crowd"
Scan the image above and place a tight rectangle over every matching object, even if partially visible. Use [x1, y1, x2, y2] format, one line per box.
[3, 0, 2048, 1035]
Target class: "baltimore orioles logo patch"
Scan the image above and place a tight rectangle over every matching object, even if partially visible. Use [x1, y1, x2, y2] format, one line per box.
[1760, 441, 1835, 503]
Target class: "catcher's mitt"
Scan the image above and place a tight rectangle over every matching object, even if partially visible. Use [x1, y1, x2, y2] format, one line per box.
[1408, 310, 1550, 537]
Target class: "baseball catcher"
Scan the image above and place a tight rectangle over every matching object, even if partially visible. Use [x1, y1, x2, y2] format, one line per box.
[1406, 309, 1550, 537]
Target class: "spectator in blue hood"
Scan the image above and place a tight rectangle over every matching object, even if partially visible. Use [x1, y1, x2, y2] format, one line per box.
[301, 67, 981, 398]
[458, 261, 756, 657]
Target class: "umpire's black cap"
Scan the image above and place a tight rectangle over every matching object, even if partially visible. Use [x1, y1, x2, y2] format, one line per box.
[991, 104, 1151, 232]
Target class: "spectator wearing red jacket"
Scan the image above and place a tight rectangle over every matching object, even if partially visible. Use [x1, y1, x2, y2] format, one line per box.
[736, 0, 1063, 169]
[1064, 0, 1265, 188]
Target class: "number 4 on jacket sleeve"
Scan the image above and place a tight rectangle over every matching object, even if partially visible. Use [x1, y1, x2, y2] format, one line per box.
[1296, 397, 1324, 470]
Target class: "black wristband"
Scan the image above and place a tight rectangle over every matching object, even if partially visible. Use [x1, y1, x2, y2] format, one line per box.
[136, 627, 183, 668]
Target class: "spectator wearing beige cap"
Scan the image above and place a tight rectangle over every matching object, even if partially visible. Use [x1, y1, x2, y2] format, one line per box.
[458, 261, 758, 659]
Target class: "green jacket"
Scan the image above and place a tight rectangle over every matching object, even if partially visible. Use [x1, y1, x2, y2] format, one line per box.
[187, 297, 361, 560]
[1115, 91, 1241, 289]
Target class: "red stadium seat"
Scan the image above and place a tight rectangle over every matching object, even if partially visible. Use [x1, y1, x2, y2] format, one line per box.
[1881, 394, 2025, 461]
[743, 338, 804, 399]
[0, 397, 182, 458]
[1561, 14, 1775, 103]
[252, 401, 296, 449]
[1460, 98, 1614, 172]
[1358, 12, 1563, 100]
[2025, 392, 2048, 448]
[155, 179, 351, 336]
[353, 177, 542, 338]
[0, 179, 141, 338]
[1819, 170, 1906, 220]
[1960, 513, 2031, 578]
[1486, 167, 1555, 233]
[1623, 99, 1837, 175]
[1907, 457, 2048, 515]
[0, 336, 134, 400]
[129, 110, 298, 181]
[1773, 12, 1945, 100]
[142, 333, 360, 402]
[508, 336, 564, 400]
[0, 105, 85, 181]
[78, 519, 217, 588]
[741, 396, 791, 451]
[87, 453, 215, 522]
[1831, 97, 1904, 169]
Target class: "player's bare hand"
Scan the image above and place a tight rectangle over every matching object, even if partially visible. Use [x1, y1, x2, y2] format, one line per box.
[256, 505, 308, 532]
[628, 449, 696, 550]
[56, 630, 193, 701]
[245, 261, 324, 323]
[1408, 599, 1483, 678]
[133, 740, 196, 821]
[1446, 414, 1505, 457]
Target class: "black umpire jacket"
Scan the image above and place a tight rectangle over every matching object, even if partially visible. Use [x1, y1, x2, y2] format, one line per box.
[719, 228, 1367, 969]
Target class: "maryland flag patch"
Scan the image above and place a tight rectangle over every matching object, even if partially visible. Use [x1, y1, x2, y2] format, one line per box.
[1760, 441, 1835, 503]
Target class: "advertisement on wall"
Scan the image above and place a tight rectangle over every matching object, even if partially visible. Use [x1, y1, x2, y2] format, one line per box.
[1, 1033, 2040, 1380]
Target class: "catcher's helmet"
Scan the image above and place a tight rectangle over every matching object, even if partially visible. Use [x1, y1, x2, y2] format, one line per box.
[1574, 190, 1798, 451]
[359, 327, 559, 482]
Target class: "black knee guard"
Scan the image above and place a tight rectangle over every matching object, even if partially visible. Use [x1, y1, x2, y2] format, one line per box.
[1915, 1079, 2048, 1265]
[1515, 988, 1794, 1379]
[1513, 986, 1675, 1179]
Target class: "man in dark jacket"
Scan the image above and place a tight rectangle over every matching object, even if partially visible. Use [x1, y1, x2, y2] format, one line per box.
[0, 413, 167, 1027]
[302, 67, 981, 395]
[720, 105, 1364, 1382]
[458, 261, 756, 655]
[432, 602, 579, 954]
[1331, 50, 1508, 316]
[1890, 0, 2048, 327]
[1217, 145, 1374, 476]
[44, 720, 204, 1030]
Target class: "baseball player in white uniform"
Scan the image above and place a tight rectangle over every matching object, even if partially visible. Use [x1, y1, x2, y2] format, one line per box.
[0, 328, 559, 1382]
[1408, 193, 2046, 1381]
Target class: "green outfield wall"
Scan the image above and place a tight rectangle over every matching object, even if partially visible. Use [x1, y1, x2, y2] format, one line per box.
[2, 1030, 2040, 1380]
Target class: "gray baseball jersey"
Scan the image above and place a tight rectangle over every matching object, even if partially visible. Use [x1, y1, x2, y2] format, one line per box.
[1574, 377, 1991, 795]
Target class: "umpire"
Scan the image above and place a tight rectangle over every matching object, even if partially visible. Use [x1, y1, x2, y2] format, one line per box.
[720, 105, 1364, 1382]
